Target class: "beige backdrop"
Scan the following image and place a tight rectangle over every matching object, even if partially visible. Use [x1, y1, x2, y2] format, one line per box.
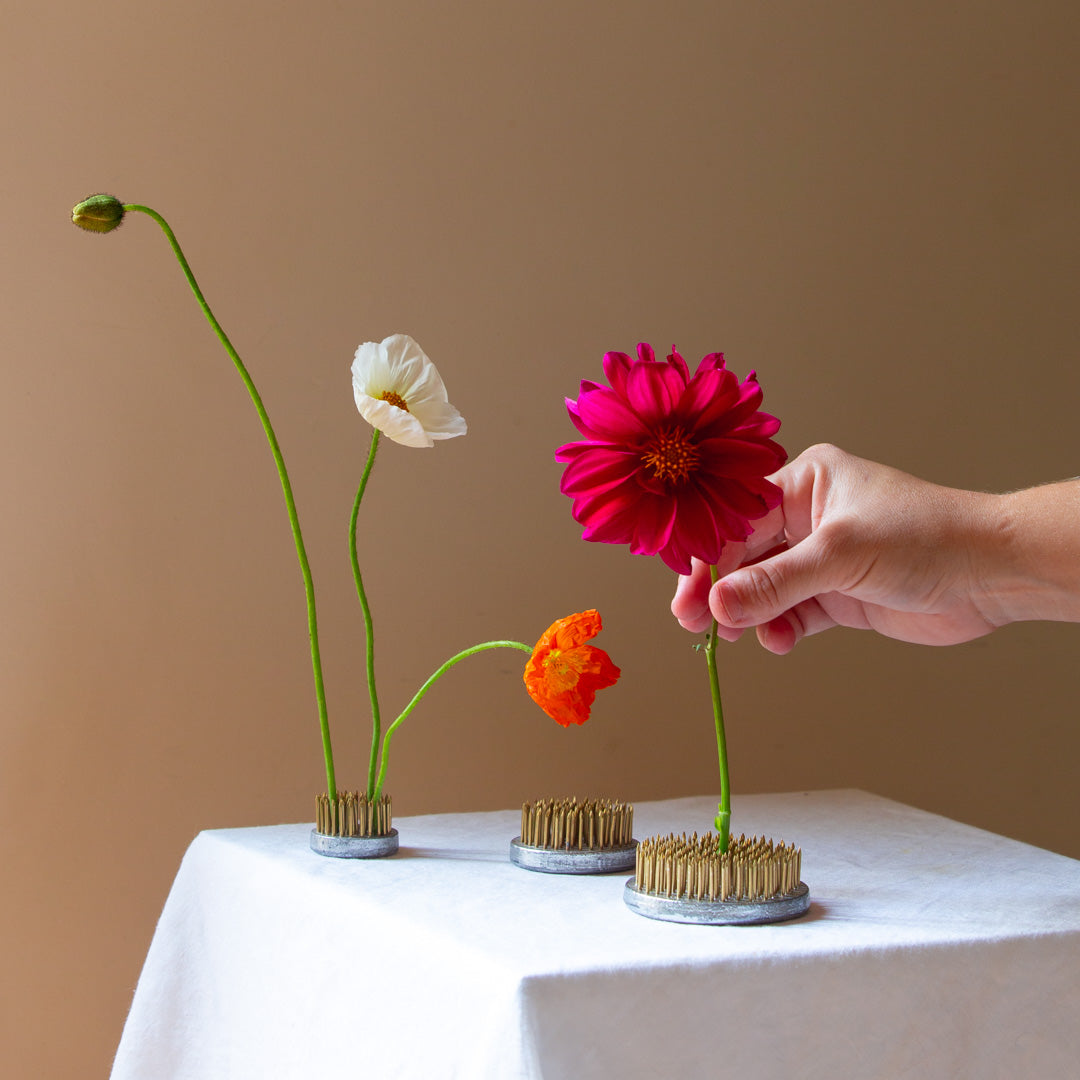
[3, 1, 1079, 1075]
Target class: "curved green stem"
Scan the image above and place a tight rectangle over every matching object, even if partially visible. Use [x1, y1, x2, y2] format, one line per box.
[706, 564, 730, 852]
[125, 204, 337, 801]
[372, 640, 533, 801]
[349, 429, 383, 798]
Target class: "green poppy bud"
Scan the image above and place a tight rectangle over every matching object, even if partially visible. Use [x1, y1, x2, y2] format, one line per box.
[71, 194, 126, 233]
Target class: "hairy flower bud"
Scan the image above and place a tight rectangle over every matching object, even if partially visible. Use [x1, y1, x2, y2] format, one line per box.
[71, 194, 126, 233]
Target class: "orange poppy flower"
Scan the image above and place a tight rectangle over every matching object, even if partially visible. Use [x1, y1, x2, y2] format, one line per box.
[523, 610, 620, 727]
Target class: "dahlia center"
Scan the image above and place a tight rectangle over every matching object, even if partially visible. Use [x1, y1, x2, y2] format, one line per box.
[379, 390, 410, 412]
[641, 426, 699, 484]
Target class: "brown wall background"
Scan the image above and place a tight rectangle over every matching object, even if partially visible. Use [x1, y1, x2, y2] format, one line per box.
[3, 1, 1079, 1075]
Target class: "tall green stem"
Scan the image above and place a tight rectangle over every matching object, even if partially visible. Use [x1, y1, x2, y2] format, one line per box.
[372, 640, 532, 801]
[125, 204, 337, 801]
[349, 429, 383, 798]
[706, 564, 731, 852]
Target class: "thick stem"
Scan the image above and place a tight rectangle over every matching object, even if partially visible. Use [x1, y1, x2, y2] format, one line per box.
[349, 430, 383, 798]
[125, 204, 337, 800]
[706, 564, 730, 852]
[372, 641, 532, 801]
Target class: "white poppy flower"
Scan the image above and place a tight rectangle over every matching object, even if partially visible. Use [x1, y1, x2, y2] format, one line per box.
[351, 334, 467, 448]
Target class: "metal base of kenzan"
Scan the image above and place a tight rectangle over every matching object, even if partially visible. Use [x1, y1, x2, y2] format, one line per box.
[510, 837, 638, 874]
[623, 880, 810, 924]
[309, 828, 399, 858]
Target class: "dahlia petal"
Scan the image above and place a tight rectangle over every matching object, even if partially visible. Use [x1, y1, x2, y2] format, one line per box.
[625, 361, 685, 425]
[703, 374, 769, 433]
[666, 486, 724, 564]
[559, 446, 640, 496]
[679, 367, 739, 426]
[689, 497, 752, 547]
[690, 373, 755, 434]
[636, 342, 656, 363]
[576, 385, 649, 439]
[564, 398, 595, 438]
[633, 467, 670, 496]
[602, 352, 633, 396]
[694, 474, 772, 519]
[581, 517, 636, 545]
[697, 436, 788, 474]
[666, 346, 690, 383]
[696, 351, 726, 374]
[732, 412, 782, 439]
[710, 405, 781, 440]
[575, 486, 643, 544]
[628, 494, 678, 556]
[569, 382, 628, 434]
[656, 535, 694, 575]
[556, 439, 609, 464]
[759, 476, 784, 510]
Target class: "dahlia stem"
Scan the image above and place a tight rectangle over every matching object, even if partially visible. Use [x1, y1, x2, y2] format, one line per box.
[372, 640, 532, 801]
[706, 564, 731, 852]
[123, 204, 337, 801]
[349, 429, 384, 798]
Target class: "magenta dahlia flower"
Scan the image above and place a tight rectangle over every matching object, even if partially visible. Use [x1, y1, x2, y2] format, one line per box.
[556, 343, 786, 574]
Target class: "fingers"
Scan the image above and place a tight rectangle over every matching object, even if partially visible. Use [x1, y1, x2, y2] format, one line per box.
[710, 533, 848, 632]
[756, 616, 799, 655]
[752, 597, 835, 654]
[672, 547, 757, 635]
[671, 558, 714, 633]
[737, 502, 788, 563]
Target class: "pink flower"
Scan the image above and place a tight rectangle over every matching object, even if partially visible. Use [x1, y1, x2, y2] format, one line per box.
[556, 343, 786, 574]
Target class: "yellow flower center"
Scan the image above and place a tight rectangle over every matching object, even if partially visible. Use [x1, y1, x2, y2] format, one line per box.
[641, 426, 699, 484]
[542, 648, 584, 692]
[379, 390, 410, 412]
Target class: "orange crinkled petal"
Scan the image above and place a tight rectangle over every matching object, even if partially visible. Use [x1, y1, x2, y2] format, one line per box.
[523, 610, 620, 727]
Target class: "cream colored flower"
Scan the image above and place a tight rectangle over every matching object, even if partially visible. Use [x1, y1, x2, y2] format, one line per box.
[351, 334, 467, 448]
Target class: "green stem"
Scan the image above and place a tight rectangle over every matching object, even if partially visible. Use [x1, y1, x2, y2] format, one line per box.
[349, 429, 383, 798]
[706, 565, 730, 852]
[372, 640, 533, 801]
[125, 204, 337, 801]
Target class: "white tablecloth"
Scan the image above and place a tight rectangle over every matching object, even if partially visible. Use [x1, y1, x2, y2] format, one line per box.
[110, 790, 1080, 1079]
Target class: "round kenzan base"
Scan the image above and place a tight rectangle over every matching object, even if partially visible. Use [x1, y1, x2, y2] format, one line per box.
[310, 792, 397, 858]
[510, 797, 637, 875]
[309, 828, 399, 858]
[509, 837, 637, 874]
[623, 879, 809, 924]
[624, 831, 809, 925]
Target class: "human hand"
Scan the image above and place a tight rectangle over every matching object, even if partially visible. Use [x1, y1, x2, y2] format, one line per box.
[671, 444, 1016, 654]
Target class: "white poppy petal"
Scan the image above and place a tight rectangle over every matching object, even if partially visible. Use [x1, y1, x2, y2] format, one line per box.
[350, 334, 464, 447]
[410, 399, 467, 439]
[355, 393, 433, 447]
[387, 335, 449, 401]
[351, 339, 393, 396]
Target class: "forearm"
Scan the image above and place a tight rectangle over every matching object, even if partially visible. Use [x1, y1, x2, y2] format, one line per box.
[976, 479, 1080, 625]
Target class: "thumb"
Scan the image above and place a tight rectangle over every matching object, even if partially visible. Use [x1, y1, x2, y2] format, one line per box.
[711, 535, 843, 628]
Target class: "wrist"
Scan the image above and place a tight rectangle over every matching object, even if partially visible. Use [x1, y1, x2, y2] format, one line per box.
[975, 482, 1080, 625]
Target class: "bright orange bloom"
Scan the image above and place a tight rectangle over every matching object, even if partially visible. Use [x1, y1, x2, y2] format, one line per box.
[523, 610, 620, 727]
